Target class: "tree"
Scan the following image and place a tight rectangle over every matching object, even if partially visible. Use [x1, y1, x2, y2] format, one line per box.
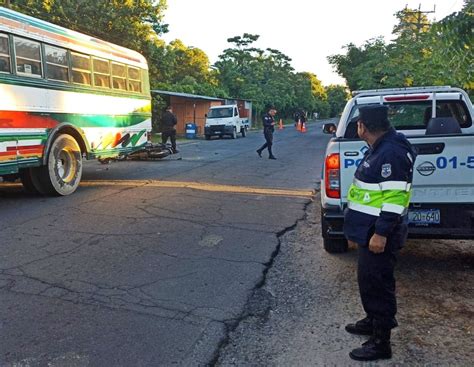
[326, 85, 349, 117]
[328, 5, 471, 94]
[11, 0, 169, 50]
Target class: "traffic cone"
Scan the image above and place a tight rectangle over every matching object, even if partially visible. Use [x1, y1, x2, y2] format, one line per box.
[278, 118, 284, 130]
[296, 119, 302, 131]
[301, 122, 307, 133]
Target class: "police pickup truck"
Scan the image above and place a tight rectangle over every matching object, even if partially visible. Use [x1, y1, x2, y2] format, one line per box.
[321, 86, 474, 253]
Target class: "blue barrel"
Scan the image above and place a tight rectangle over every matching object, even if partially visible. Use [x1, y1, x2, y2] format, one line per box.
[185, 123, 197, 139]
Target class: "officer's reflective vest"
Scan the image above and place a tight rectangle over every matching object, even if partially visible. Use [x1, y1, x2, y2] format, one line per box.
[347, 178, 411, 217]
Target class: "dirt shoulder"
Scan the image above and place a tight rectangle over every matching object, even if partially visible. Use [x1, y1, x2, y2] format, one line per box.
[216, 195, 474, 366]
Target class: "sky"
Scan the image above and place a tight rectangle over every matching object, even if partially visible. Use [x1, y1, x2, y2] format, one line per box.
[161, 0, 465, 86]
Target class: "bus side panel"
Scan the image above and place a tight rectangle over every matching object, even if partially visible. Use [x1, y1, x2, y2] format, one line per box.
[0, 135, 18, 175]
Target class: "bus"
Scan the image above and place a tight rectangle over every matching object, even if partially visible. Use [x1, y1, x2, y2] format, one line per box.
[0, 7, 152, 195]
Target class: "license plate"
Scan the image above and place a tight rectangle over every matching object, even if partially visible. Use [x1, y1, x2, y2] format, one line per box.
[408, 209, 440, 225]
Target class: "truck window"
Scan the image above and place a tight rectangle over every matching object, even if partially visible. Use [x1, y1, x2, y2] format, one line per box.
[208, 108, 233, 118]
[347, 101, 471, 132]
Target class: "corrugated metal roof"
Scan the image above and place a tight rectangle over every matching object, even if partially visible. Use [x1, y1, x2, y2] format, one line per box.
[151, 90, 224, 101]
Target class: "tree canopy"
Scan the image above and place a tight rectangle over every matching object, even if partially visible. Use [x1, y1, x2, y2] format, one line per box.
[328, 1, 473, 96]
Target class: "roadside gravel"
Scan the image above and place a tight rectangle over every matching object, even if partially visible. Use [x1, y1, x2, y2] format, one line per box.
[216, 195, 474, 366]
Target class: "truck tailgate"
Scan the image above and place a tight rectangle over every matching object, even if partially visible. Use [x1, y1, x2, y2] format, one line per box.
[410, 134, 474, 203]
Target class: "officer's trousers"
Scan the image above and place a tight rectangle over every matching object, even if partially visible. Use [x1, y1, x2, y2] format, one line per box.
[162, 129, 177, 151]
[357, 233, 402, 331]
[258, 130, 274, 156]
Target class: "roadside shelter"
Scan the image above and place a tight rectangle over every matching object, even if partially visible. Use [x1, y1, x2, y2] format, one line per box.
[151, 90, 224, 135]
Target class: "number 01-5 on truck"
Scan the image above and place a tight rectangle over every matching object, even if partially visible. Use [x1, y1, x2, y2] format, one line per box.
[0, 7, 152, 195]
[320, 86, 474, 253]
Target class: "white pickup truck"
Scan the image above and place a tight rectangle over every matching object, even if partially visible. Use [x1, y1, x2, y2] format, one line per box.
[204, 105, 249, 140]
[320, 86, 474, 253]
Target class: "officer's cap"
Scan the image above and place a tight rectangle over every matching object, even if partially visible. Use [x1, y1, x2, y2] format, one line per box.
[358, 105, 390, 132]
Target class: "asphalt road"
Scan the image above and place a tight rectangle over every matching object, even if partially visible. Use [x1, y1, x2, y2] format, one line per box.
[0, 121, 331, 366]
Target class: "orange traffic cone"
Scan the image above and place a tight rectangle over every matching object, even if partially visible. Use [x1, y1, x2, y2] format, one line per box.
[301, 122, 307, 133]
[278, 119, 284, 130]
[296, 119, 302, 131]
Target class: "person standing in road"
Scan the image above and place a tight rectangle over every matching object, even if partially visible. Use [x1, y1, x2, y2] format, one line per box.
[256, 106, 277, 160]
[343, 105, 417, 362]
[161, 106, 179, 154]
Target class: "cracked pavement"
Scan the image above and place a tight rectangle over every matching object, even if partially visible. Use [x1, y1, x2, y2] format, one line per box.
[0, 121, 329, 366]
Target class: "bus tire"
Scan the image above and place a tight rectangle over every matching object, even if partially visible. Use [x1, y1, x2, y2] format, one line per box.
[19, 169, 40, 194]
[34, 134, 83, 196]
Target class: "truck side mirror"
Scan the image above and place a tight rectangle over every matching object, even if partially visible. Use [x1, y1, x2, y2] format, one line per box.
[322, 123, 337, 134]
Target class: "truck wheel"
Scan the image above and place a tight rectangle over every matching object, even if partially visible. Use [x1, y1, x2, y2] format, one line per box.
[32, 134, 83, 196]
[231, 128, 237, 139]
[205, 135, 211, 140]
[323, 238, 348, 253]
[241, 127, 247, 137]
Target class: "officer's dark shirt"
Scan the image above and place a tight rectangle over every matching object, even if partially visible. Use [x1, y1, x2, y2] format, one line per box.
[162, 111, 177, 131]
[344, 128, 417, 245]
[263, 113, 274, 133]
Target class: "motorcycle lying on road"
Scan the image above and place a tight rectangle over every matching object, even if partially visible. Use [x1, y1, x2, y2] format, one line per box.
[99, 143, 175, 164]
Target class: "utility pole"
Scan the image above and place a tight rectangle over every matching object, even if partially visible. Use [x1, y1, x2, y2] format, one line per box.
[403, 3, 436, 40]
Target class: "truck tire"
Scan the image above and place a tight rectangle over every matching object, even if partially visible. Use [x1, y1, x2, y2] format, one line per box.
[31, 134, 83, 196]
[205, 135, 211, 140]
[241, 127, 247, 137]
[231, 128, 237, 139]
[323, 238, 348, 253]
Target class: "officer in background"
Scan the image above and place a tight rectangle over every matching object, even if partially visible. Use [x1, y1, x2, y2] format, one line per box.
[161, 106, 178, 153]
[343, 105, 417, 361]
[256, 105, 277, 160]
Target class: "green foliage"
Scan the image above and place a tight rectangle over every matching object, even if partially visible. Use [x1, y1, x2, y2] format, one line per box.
[214, 34, 340, 118]
[328, 5, 473, 96]
[326, 85, 350, 117]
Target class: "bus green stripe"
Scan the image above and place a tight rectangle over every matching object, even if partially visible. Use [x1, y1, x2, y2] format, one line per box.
[47, 113, 150, 128]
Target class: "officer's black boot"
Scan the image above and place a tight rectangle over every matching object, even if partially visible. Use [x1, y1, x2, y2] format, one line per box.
[345, 316, 373, 336]
[268, 147, 276, 160]
[349, 328, 392, 361]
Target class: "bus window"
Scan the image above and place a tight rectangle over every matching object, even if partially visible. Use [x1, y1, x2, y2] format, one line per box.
[71, 52, 91, 85]
[14, 36, 42, 77]
[45, 45, 68, 82]
[128, 66, 141, 93]
[93, 57, 110, 88]
[0, 33, 11, 73]
[112, 62, 127, 90]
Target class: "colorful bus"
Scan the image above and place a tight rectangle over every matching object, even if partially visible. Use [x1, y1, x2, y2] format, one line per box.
[0, 7, 152, 195]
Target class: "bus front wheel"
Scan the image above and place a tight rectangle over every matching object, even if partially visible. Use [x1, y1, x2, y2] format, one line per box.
[33, 134, 83, 196]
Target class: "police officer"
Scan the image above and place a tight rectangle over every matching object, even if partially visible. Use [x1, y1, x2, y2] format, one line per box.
[161, 106, 178, 153]
[343, 105, 417, 361]
[256, 106, 277, 160]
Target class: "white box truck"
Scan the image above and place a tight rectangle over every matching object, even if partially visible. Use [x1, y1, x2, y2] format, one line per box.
[204, 105, 249, 140]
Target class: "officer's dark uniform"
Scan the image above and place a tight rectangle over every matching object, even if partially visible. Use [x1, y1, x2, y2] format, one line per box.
[256, 109, 276, 159]
[161, 109, 178, 153]
[344, 105, 417, 361]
